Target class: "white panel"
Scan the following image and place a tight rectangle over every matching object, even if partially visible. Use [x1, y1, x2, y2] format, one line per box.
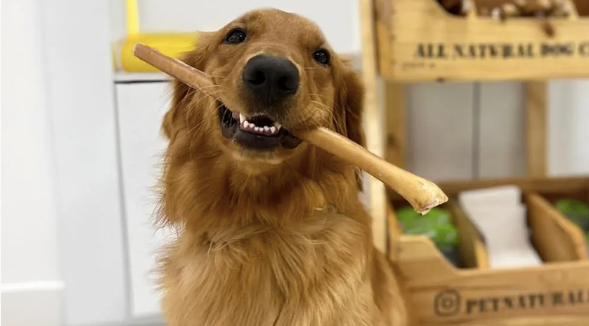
[116, 82, 177, 318]
[1, 282, 65, 326]
[108, 0, 360, 54]
[549, 80, 589, 176]
[2, 0, 61, 285]
[406, 82, 475, 182]
[38, 0, 128, 324]
[478, 81, 526, 179]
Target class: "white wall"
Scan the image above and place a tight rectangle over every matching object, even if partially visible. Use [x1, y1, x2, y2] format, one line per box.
[39, 0, 129, 325]
[406, 80, 589, 182]
[108, 0, 361, 54]
[549, 80, 589, 176]
[3, 1, 128, 326]
[2, 0, 62, 287]
[2, 0, 64, 325]
[2, 0, 61, 286]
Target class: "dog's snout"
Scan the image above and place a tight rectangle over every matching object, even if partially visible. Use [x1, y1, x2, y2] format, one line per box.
[242, 55, 299, 104]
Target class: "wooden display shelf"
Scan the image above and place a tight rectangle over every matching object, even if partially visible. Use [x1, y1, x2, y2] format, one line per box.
[385, 176, 589, 326]
[358, 0, 589, 323]
[357, 0, 587, 251]
[373, 0, 589, 82]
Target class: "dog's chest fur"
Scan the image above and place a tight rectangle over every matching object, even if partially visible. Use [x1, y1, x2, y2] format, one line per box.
[160, 212, 381, 326]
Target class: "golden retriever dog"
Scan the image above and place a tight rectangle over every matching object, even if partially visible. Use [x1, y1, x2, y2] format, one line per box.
[157, 8, 400, 326]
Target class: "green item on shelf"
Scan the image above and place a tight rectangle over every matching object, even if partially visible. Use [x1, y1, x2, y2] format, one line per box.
[426, 207, 452, 225]
[395, 206, 459, 248]
[554, 199, 589, 231]
[395, 207, 422, 230]
[434, 223, 460, 248]
[396, 207, 451, 229]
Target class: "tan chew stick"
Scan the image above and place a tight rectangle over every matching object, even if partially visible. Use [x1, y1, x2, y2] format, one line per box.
[132, 43, 222, 98]
[297, 128, 448, 213]
[132, 43, 448, 213]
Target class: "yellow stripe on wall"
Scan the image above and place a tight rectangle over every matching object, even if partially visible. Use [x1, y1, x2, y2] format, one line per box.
[115, 0, 199, 72]
[119, 33, 199, 72]
[125, 0, 140, 35]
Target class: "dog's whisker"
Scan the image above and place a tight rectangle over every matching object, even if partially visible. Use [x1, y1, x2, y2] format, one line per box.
[183, 94, 212, 159]
[207, 236, 215, 255]
[309, 93, 330, 101]
[194, 85, 222, 95]
[207, 73, 228, 78]
[296, 106, 340, 132]
[185, 84, 224, 104]
[309, 100, 330, 110]
[196, 84, 221, 90]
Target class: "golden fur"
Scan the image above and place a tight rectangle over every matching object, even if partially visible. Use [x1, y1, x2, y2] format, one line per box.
[156, 8, 399, 326]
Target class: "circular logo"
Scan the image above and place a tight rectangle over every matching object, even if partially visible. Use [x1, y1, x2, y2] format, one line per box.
[434, 290, 461, 317]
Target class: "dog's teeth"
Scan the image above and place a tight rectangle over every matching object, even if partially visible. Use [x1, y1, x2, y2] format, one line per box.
[239, 117, 281, 134]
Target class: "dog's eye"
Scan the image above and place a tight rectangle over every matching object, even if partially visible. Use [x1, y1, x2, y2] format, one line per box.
[225, 28, 247, 44]
[313, 49, 330, 66]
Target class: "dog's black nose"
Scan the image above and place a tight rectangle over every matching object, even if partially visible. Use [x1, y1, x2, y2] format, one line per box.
[242, 55, 299, 104]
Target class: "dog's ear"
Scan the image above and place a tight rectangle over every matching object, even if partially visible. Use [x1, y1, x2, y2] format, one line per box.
[333, 59, 366, 189]
[162, 32, 215, 140]
[333, 61, 365, 148]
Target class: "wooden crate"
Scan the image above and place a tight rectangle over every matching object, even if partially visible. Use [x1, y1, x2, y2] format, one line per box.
[532, 180, 589, 258]
[386, 176, 589, 326]
[373, 0, 589, 82]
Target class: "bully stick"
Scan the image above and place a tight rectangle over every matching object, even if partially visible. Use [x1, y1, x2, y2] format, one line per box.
[132, 43, 448, 214]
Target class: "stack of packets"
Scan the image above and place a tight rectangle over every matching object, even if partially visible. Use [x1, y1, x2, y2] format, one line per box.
[458, 186, 542, 269]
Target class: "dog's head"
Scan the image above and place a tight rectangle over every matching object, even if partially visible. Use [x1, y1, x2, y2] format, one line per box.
[163, 8, 364, 170]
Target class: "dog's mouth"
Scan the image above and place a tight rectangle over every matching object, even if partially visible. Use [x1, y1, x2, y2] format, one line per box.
[218, 102, 302, 150]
